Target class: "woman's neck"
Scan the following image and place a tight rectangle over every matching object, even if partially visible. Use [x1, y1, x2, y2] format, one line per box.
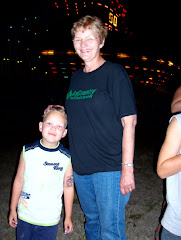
[83, 57, 105, 73]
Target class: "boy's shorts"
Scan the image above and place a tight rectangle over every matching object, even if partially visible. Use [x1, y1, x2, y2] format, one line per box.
[17, 218, 59, 240]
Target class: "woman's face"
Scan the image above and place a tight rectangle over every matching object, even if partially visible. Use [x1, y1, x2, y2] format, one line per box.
[73, 27, 104, 64]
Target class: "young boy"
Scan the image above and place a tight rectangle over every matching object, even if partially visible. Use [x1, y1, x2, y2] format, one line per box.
[157, 114, 181, 239]
[9, 106, 74, 239]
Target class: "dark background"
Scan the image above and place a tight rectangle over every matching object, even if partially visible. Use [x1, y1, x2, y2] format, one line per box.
[0, 0, 180, 146]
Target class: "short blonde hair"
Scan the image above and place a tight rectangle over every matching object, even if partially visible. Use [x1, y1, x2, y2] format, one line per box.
[71, 15, 108, 43]
[43, 106, 68, 128]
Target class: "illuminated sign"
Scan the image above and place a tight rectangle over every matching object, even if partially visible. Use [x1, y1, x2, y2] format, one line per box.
[109, 12, 117, 27]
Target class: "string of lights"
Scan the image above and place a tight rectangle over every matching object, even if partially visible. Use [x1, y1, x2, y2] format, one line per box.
[0, 0, 180, 86]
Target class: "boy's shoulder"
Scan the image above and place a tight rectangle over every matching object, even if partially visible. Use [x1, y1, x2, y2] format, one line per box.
[25, 140, 40, 152]
[24, 140, 71, 159]
[57, 143, 71, 159]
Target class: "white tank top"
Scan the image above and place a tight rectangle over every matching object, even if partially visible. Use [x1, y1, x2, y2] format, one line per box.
[18, 140, 70, 226]
[161, 114, 181, 236]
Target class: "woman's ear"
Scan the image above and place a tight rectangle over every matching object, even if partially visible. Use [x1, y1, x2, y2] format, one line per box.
[39, 122, 43, 132]
[100, 38, 105, 49]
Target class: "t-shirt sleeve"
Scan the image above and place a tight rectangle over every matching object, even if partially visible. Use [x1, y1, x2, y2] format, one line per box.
[110, 64, 137, 120]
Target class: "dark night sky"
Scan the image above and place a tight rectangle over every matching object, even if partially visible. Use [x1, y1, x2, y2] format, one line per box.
[1, 0, 180, 62]
[128, 1, 181, 61]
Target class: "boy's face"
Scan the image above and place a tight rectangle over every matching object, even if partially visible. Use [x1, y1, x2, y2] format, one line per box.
[39, 111, 67, 148]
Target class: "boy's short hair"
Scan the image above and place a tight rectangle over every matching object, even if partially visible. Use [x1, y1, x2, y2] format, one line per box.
[43, 106, 68, 128]
[71, 15, 108, 44]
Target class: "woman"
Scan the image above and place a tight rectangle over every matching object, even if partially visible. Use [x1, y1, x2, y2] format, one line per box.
[66, 15, 137, 240]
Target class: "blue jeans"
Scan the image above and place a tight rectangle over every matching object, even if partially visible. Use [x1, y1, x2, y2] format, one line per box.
[161, 227, 181, 240]
[17, 219, 58, 240]
[74, 171, 130, 240]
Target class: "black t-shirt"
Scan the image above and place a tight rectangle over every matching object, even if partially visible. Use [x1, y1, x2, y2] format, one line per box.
[66, 61, 137, 175]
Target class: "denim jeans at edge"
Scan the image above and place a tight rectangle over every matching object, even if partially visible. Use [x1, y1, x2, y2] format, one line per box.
[161, 227, 181, 240]
[16, 218, 58, 240]
[73, 170, 130, 240]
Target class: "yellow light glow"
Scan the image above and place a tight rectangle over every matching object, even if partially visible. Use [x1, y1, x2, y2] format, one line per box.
[109, 12, 117, 27]
[113, 15, 117, 27]
[143, 68, 148, 71]
[168, 61, 173, 66]
[66, 50, 75, 55]
[142, 56, 147, 61]
[117, 53, 130, 59]
[109, 12, 113, 24]
[157, 59, 164, 64]
[125, 66, 130, 69]
[157, 70, 161, 72]
[41, 50, 55, 55]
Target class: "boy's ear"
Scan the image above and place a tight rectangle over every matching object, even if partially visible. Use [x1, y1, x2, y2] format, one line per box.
[39, 122, 43, 132]
[62, 129, 67, 138]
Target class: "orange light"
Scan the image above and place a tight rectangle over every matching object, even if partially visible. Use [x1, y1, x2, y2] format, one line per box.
[66, 50, 75, 55]
[42, 50, 54, 55]
[142, 56, 147, 61]
[117, 53, 130, 59]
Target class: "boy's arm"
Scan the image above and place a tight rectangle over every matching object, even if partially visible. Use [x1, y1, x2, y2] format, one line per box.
[9, 150, 25, 228]
[63, 162, 74, 234]
[157, 117, 181, 179]
[171, 86, 181, 113]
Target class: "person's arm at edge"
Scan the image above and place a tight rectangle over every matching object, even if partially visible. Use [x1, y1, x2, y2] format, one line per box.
[157, 117, 181, 179]
[120, 114, 137, 195]
[171, 86, 181, 113]
[9, 150, 25, 228]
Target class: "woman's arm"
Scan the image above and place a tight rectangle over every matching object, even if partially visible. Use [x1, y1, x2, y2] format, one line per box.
[120, 114, 137, 195]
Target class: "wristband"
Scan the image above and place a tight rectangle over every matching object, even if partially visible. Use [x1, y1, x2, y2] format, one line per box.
[122, 163, 134, 167]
